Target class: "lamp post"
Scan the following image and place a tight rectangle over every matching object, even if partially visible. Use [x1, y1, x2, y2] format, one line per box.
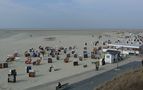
[115, 57, 119, 71]
[117, 57, 118, 69]
[115, 53, 120, 71]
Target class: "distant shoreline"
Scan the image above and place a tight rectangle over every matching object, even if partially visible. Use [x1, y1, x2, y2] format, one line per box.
[0, 28, 143, 32]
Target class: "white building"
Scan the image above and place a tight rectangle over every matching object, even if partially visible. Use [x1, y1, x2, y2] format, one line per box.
[103, 44, 143, 55]
[104, 50, 121, 64]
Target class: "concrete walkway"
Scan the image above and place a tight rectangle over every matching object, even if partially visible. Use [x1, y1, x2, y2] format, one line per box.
[66, 61, 141, 90]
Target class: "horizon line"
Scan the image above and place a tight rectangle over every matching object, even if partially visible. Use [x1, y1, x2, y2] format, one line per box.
[0, 28, 143, 31]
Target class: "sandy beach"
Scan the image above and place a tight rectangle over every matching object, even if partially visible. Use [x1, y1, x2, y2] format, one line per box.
[0, 30, 142, 90]
[0, 0, 143, 89]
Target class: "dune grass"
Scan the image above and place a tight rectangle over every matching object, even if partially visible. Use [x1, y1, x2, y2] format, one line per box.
[96, 68, 143, 90]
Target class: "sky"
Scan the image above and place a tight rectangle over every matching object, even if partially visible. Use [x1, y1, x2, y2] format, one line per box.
[0, 0, 143, 29]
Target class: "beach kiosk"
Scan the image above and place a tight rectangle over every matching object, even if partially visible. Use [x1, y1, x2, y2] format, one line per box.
[105, 50, 120, 64]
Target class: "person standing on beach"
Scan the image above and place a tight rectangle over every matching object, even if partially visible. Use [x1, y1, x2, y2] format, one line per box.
[95, 61, 99, 71]
[141, 59, 143, 66]
[49, 65, 54, 72]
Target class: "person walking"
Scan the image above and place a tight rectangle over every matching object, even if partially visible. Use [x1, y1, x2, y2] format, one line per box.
[58, 82, 62, 88]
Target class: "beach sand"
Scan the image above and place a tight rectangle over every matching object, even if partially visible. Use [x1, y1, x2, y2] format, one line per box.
[0, 30, 141, 90]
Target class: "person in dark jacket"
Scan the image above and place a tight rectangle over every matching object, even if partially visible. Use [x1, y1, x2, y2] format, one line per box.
[141, 59, 143, 66]
[102, 58, 105, 65]
[58, 82, 62, 88]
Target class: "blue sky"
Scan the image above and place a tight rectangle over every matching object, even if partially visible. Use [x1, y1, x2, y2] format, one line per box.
[0, 0, 143, 29]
